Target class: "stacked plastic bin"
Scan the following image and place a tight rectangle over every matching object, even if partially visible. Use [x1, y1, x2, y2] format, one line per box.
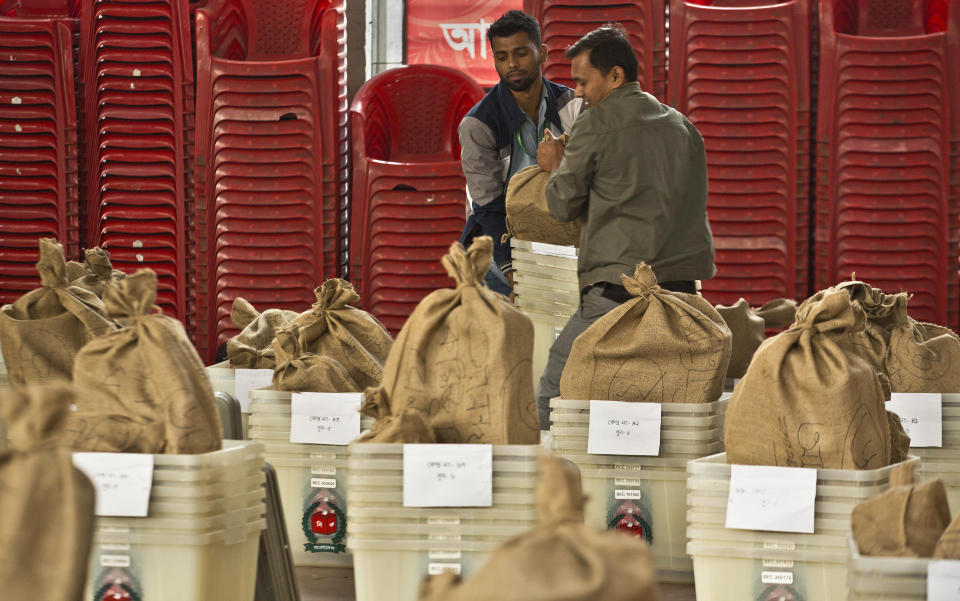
[549, 396, 729, 583]
[76, 0, 192, 320]
[84, 440, 266, 601]
[815, 0, 960, 329]
[523, 0, 667, 101]
[510, 239, 578, 383]
[348, 65, 483, 335]
[246, 388, 372, 568]
[847, 537, 928, 600]
[668, 0, 812, 306]
[192, 0, 346, 362]
[347, 443, 540, 601]
[913, 393, 960, 512]
[686, 453, 919, 601]
[0, 16, 80, 304]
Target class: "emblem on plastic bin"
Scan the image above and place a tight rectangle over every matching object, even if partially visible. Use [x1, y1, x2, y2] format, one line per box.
[302, 487, 347, 553]
[92, 568, 142, 601]
[757, 584, 805, 601]
[607, 499, 653, 545]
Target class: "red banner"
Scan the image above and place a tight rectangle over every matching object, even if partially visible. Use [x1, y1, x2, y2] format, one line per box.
[406, 0, 523, 88]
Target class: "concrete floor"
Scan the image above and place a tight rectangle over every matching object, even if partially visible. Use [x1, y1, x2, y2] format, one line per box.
[296, 567, 696, 600]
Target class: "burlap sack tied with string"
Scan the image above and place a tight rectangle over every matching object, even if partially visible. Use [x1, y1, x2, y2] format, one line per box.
[934, 510, 960, 558]
[717, 298, 798, 378]
[283, 279, 392, 389]
[226, 298, 298, 369]
[560, 263, 732, 403]
[725, 288, 891, 469]
[0, 239, 117, 386]
[73, 246, 126, 297]
[886, 319, 960, 393]
[504, 134, 580, 246]
[272, 325, 360, 392]
[361, 237, 539, 444]
[0, 383, 94, 601]
[852, 463, 951, 557]
[418, 455, 659, 601]
[66, 270, 221, 454]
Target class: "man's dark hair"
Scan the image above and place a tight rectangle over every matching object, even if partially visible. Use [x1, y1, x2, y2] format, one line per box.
[564, 24, 638, 83]
[487, 10, 541, 47]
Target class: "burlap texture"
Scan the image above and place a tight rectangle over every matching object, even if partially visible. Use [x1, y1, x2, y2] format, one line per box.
[934, 512, 960, 558]
[852, 476, 951, 557]
[357, 389, 436, 443]
[755, 298, 797, 329]
[725, 288, 891, 469]
[226, 298, 298, 369]
[0, 383, 94, 601]
[283, 279, 392, 389]
[72, 246, 126, 297]
[716, 299, 765, 379]
[360, 237, 539, 444]
[886, 320, 960, 393]
[887, 411, 912, 464]
[417, 455, 659, 601]
[66, 270, 222, 454]
[560, 263, 732, 403]
[272, 326, 360, 392]
[0, 239, 117, 386]
[504, 135, 580, 246]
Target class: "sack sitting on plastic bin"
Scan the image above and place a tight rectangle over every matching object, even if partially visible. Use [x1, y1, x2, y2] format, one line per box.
[504, 133, 581, 247]
[0, 239, 117, 387]
[361, 236, 539, 444]
[724, 288, 892, 469]
[716, 298, 797, 379]
[0, 383, 95, 601]
[272, 325, 360, 393]
[283, 279, 393, 390]
[72, 246, 126, 297]
[226, 297, 298, 369]
[886, 318, 960, 394]
[560, 263, 732, 403]
[417, 455, 659, 601]
[66, 270, 222, 454]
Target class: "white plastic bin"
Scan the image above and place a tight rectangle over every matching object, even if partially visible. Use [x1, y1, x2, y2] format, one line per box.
[847, 536, 927, 600]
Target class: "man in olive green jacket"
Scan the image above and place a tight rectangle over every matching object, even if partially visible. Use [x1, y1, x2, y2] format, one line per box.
[534, 25, 716, 429]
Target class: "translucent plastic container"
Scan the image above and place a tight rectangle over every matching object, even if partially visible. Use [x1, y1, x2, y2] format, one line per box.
[523, 307, 574, 385]
[87, 518, 265, 601]
[913, 448, 960, 514]
[847, 537, 927, 600]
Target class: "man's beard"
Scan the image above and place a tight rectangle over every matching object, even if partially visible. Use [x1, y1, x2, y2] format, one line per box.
[501, 70, 539, 92]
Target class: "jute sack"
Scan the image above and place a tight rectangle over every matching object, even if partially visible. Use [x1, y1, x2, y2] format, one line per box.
[886, 319, 960, 393]
[73, 246, 126, 297]
[360, 237, 539, 444]
[67, 270, 222, 454]
[716, 299, 765, 379]
[887, 410, 912, 464]
[272, 325, 360, 392]
[504, 134, 580, 247]
[226, 298, 298, 369]
[0, 383, 94, 601]
[934, 511, 960, 558]
[852, 463, 951, 557]
[0, 239, 117, 386]
[355, 391, 436, 443]
[725, 288, 892, 469]
[284, 279, 392, 390]
[755, 298, 798, 329]
[560, 263, 732, 403]
[417, 455, 659, 601]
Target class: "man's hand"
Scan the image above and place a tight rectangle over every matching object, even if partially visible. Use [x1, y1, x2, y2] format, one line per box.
[537, 128, 564, 172]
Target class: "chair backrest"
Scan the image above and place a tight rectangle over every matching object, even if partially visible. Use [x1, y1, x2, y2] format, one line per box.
[201, 0, 340, 59]
[351, 65, 485, 163]
[832, 0, 948, 35]
[0, 0, 76, 17]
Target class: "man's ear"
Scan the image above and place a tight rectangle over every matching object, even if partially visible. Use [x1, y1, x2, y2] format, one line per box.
[610, 66, 625, 86]
[538, 44, 548, 66]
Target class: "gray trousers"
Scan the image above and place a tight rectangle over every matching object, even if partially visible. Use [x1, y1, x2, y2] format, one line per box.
[534, 286, 623, 429]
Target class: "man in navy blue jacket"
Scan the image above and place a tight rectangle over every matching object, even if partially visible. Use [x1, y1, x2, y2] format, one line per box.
[458, 10, 582, 294]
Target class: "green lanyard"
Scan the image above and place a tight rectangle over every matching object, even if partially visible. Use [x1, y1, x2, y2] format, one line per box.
[516, 129, 537, 160]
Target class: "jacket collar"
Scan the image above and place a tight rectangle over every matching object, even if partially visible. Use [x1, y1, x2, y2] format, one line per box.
[598, 81, 641, 104]
[491, 76, 564, 149]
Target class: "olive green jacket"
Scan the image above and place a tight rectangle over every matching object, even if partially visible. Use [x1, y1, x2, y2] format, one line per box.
[545, 82, 716, 291]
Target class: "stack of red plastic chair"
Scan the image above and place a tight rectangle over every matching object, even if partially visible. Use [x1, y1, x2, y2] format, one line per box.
[193, 0, 346, 362]
[77, 0, 193, 320]
[669, 0, 812, 306]
[524, 0, 666, 101]
[0, 10, 79, 304]
[816, 0, 959, 328]
[349, 65, 483, 335]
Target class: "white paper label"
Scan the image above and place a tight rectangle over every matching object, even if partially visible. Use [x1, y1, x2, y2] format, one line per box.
[428, 534, 462, 542]
[888, 393, 943, 448]
[587, 400, 661, 456]
[310, 478, 337, 489]
[614, 463, 643, 472]
[100, 544, 130, 552]
[429, 550, 462, 560]
[928, 560, 960, 600]
[100, 555, 131, 568]
[615, 489, 642, 500]
[310, 453, 336, 461]
[403, 444, 492, 508]
[763, 541, 796, 551]
[614, 478, 644, 486]
[235, 369, 273, 412]
[311, 466, 337, 476]
[427, 517, 461, 525]
[763, 558, 795, 569]
[761, 571, 794, 585]
[725, 465, 816, 534]
[290, 393, 362, 445]
[72, 453, 153, 517]
[428, 563, 462, 576]
[530, 242, 576, 258]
